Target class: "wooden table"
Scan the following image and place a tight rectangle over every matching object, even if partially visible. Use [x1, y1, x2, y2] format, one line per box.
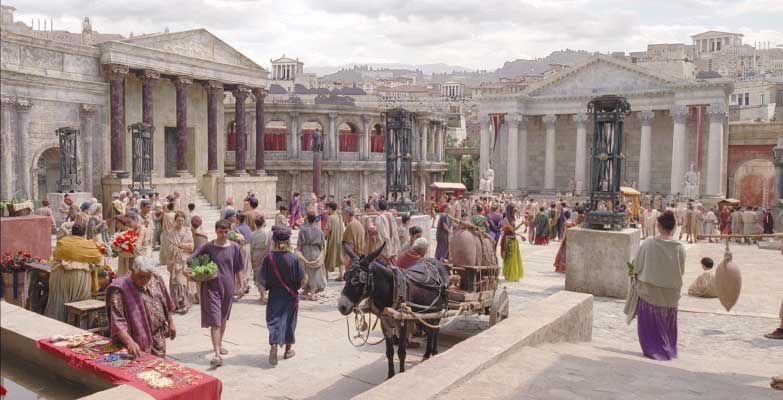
[64, 299, 107, 333]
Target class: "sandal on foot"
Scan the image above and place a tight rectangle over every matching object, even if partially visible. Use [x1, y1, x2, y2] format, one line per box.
[765, 328, 783, 340]
[220, 347, 229, 355]
[284, 349, 296, 359]
[269, 346, 278, 366]
[210, 357, 223, 367]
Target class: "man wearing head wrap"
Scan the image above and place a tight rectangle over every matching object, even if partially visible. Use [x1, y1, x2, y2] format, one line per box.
[258, 225, 305, 366]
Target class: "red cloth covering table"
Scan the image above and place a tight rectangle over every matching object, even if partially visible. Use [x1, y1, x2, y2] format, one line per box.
[37, 338, 222, 400]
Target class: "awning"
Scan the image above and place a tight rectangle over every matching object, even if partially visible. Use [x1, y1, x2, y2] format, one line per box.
[430, 182, 467, 191]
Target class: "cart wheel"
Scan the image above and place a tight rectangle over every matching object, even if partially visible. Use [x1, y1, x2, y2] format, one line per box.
[489, 287, 509, 326]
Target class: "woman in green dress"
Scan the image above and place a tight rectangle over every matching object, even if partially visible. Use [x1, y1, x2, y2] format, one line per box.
[501, 203, 524, 282]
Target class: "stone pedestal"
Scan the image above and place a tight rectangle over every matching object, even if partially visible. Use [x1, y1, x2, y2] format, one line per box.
[565, 227, 640, 299]
[217, 174, 278, 214]
[47, 192, 93, 227]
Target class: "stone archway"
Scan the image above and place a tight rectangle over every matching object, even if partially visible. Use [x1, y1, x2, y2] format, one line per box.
[730, 158, 774, 207]
[34, 147, 60, 201]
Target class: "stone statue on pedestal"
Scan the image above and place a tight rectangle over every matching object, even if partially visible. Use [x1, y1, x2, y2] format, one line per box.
[479, 168, 495, 194]
[684, 163, 699, 200]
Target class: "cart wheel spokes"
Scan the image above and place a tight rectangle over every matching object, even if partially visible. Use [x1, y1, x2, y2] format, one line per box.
[489, 287, 510, 326]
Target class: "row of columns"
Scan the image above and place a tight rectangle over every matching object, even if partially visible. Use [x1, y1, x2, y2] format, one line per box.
[107, 64, 267, 177]
[273, 64, 297, 80]
[480, 105, 726, 196]
[415, 119, 446, 162]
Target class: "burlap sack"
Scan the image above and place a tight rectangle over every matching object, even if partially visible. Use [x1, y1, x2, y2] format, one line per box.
[715, 256, 742, 312]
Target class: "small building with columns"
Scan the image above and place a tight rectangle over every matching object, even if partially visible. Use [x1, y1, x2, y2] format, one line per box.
[0, 14, 278, 211]
[477, 54, 733, 198]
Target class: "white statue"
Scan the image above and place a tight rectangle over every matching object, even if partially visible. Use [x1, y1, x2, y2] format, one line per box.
[479, 168, 495, 194]
[684, 163, 700, 200]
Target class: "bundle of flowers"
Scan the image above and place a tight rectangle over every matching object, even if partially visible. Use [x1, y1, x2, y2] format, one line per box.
[0, 251, 41, 273]
[187, 254, 218, 282]
[111, 230, 139, 255]
[96, 264, 116, 279]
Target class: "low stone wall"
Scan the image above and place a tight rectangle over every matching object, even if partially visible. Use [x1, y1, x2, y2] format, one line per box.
[217, 174, 278, 214]
[353, 291, 593, 400]
[0, 215, 52, 259]
[0, 302, 151, 399]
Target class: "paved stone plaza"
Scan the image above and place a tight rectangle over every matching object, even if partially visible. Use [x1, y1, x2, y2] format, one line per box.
[141, 228, 783, 400]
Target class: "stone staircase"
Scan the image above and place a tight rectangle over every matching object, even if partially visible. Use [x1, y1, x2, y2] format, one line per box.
[190, 190, 221, 237]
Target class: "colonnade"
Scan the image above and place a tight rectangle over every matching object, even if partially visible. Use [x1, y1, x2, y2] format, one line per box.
[106, 64, 267, 177]
[479, 105, 726, 196]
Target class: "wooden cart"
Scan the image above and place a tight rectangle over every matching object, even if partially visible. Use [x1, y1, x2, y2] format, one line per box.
[382, 263, 510, 327]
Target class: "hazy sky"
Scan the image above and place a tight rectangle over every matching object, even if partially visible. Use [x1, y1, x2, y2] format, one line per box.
[11, 0, 783, 72]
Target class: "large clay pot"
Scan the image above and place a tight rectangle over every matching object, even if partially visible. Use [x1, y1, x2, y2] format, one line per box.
[715, 253, 742, 312]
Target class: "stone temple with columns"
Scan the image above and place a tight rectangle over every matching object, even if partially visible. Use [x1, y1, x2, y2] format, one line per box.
[477, 54, 734, 200]
[0, 4, 448, 213]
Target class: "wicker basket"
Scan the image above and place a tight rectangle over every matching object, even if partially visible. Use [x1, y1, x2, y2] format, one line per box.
[8, 201, 33, 217]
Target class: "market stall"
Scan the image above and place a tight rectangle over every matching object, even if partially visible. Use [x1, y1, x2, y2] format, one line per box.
[37, 333, 221, 400]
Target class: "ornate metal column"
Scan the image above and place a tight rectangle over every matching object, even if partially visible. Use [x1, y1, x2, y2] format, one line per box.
[55, 127, 81, 193]
[585, 95, 631, 230]
[128, 122, 155, 196]
[383, 108, 416, 212]
[174, 77, 192, 176]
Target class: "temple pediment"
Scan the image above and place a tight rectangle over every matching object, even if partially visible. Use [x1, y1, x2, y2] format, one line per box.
[121, 29, 263, 70]
[526, 55, 683, 98]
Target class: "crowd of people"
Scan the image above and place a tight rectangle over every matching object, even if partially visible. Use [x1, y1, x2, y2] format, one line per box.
[37, 187, 783, 370]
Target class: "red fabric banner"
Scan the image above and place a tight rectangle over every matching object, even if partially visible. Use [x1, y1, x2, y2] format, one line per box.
[371, 135, 385, 153]
[490, 114, 502, 155]
[339, 134, 359, 152]
[263, 134, 286, 151]
[37, 339, 222, 400]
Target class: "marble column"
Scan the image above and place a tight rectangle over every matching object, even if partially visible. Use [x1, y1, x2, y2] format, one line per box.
[140, 70, 159, 126]
[108, 65, 128, 175]
[573, 113, 589, 195]
[253, 88, 266, 173]
[0, 97, 16, 200]
[517, 115, 529, 191]
[361, 115, 371, 161]
[420, 121, 429, 162]
[15, 99, 32, 198]
[328, 112, 337, 159]
[174, 77, 192, 176]
[479, 116, 490, 177]
[543, 114, 557, 192]
[706, 104, 726, 196]
[506, 114, 520, 191]
[435, 123, 443, 162]
[670, 106, 689, 195]
[288, 112, 300, 159]
[233, 86, 250, 174]
[79, 104, 96, 193]
[637, 111, 654, 193]
[360, 171, 369, 204]
[205, 81, 222, 173]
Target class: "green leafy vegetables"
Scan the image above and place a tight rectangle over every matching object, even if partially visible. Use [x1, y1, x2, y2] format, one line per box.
[188, 254, 218, 279]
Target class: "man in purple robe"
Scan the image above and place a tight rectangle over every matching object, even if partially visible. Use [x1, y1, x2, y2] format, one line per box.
[189, 219, 244, 367]
[288, 192, 302, 229]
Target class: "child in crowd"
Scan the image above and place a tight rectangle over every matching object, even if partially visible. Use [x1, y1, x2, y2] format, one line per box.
[688, 257, 717, 298]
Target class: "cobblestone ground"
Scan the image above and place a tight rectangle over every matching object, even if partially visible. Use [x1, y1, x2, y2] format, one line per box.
[102, 228, 782, 399]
